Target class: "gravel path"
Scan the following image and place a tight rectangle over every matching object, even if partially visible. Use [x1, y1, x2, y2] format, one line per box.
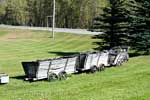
[0, 24, 101, 35]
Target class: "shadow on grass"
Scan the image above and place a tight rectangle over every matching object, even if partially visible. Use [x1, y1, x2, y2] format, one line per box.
[129, 52, 141, 58]
[11, 75, 26, 80]
[0, 83, 8, 85]
[48, 51, 80, 56]
[129, 51, 150, 58]
[11, 76, 47, 83]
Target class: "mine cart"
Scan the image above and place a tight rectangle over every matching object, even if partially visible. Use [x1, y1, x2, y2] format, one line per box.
[96, 46, 129, 67]
[0, 73, 9, 84]
[112, 52, 129, 66]
[21, 46, 129, 81]
[22, 55, 79, 81]
[77, 52, 105, 73]
[108, 46, 129, 66]
[22, 59, 51, 81]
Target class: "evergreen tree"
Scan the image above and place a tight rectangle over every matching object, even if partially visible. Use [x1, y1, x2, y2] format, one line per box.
[91, 0, 129, 50]
[128, 0, 150, 54]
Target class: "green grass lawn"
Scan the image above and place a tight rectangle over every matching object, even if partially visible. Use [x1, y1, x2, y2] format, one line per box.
[0, 30, 9, 37]
[0, 28, 150, 100]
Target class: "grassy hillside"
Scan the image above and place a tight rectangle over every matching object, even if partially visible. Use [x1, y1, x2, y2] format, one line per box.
[0, 28, 150, 100]
[0, 30, 9, 37]
[0, 28, 98, 75]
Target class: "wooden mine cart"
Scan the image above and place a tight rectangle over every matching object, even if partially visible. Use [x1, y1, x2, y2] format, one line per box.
[22, 55, 78, 81]
[21, 46, 129, 81]
[22, 59, 51, 81]
[77, 52, 105, 73]
[94, 46, 129, 67]
[109, 46, 129, 66]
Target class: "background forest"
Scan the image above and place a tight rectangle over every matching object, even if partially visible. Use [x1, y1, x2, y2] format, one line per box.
[0, 0, 107, 28]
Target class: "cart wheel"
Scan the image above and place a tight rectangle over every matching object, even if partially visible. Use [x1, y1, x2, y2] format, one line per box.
[126, 58, 129, 61]
[125, 57, 129, 62]
[48, 73, 58, 81]
[58, 71, 67, 80]
[98, 64, 105, 71]
[116, 61, 122, 66]
[124, 55, 129, 62]
[90, 66, 97, 73]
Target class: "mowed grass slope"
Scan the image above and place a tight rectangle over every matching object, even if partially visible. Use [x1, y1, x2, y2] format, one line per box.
[0, 28, 150, 100]
[0, 28, 97, 75]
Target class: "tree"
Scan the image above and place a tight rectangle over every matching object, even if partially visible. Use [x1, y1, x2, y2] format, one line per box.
[91, 0, 129, 50]
[56, 0, 103, 28]
[2, 0, 28, 25]
[0, 0, 7, 24]
[0, 0, 107, 28]
[128, 0, 150, 54]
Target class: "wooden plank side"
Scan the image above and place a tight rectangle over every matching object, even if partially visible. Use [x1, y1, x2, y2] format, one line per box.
[84, 54, 93, 70]
[91, 53, 99, 67]
[48, 59, 67, 74]
[98, 52, 109, 66]
[36, 60, 51, 79]
[65, 57, 77, 74]
[38, 61, 51, 69]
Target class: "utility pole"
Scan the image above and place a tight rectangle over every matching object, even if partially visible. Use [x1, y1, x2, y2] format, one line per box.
[52, 0, 56, 38]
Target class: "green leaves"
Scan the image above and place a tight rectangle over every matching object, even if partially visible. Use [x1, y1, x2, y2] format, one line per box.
[1, 0, 28, 25]
[129, 0, 150, 54]
[0, 0, 107, 28]
[91, 0, 129, 50]
[91, 0, 150, 53]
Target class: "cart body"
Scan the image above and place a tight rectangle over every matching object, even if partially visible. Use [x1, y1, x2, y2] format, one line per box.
[22, 59, 51, 81]
[22, 55, 78, 81]
[109, 46, 129, 66]
[77, 52, 104, 71]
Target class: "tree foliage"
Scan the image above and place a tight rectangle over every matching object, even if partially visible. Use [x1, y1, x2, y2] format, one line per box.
[91, 0, 129, 50]
[128, 0, 150, 54]
[1, 0, 28, 25]
[0, 0, 107, 28]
